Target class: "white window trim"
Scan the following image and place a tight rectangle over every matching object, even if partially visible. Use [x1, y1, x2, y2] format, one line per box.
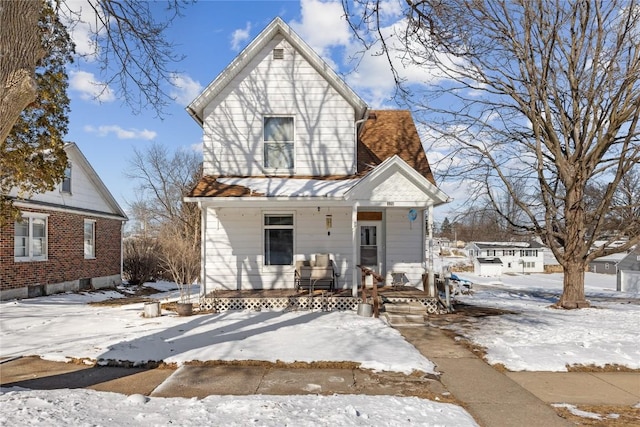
[262, 211, 295, 270]
[14, 212, 49, 262]
[61, 163, 72, 194]
[84, 219, 96, 259]
[263, 115, 295, 174]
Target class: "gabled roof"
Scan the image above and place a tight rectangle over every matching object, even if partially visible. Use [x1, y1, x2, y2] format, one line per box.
[11, 143, 127, 220]
[186, 17, 368, 126]
[65, 143, 127, 219]
[345, 155, 448, 205]
[358, 110, 436, 185]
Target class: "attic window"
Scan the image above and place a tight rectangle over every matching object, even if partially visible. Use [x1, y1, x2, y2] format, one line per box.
[273, 48, 284, 60]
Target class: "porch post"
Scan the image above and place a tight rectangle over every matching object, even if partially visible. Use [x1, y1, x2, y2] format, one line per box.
[427, 205, 435, 297]
[351, 203, 359, 298]
[200, 203, 207, 298]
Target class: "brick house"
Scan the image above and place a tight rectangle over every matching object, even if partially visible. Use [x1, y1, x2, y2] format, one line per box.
[1, 143, 127, 300]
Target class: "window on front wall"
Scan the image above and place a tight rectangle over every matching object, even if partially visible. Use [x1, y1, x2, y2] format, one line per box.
[264, 214, 294, 265]
[520, 249, 538, 257]
[14, 215, 48, 261]
[84, 220, 96, 259]
[61, 164, 71, 193]
[264, 116, 294, 170]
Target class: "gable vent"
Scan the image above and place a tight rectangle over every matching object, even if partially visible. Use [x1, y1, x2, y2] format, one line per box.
[273, 48, 284, 60]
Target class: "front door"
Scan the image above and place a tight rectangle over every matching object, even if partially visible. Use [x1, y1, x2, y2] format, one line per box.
[359, 221, 382, 273]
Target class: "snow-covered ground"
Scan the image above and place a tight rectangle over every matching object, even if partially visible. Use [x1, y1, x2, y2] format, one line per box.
[0, 281, 474, 426]
[1, 272, 638, 426]
[448, 271, 640, 371]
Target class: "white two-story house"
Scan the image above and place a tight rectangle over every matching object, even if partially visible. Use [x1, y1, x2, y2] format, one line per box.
[466, 241, 546, 276]
[185, 17, 449, 298]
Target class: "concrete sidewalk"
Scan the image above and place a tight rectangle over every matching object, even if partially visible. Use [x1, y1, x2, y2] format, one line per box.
[0, 356, 448, 400]
[2, 325, 638, 427]
[397, 325, 640, 427]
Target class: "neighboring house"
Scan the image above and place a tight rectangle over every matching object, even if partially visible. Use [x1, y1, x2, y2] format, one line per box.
[184, 17, 449, 297]
[466, 241, 545, 276]
[588, 253, 627, 275]
[617, 246, 640, 292]
[1, 143, 127, 300]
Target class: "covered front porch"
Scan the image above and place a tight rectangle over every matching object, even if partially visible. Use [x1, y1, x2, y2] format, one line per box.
[198, 285, 446, 314]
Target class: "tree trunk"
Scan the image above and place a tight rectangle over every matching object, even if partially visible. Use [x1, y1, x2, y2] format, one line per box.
[0, 0, 44, 142]
[558, 261, 590, 309]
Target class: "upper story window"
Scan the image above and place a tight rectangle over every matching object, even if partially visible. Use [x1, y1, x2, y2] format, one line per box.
[14, 213, 48, 261]
[520, 249, 538, 257]
[84, 219, 96, 259]
[61, 164, 71, 193]
[264, 116, 294, 170]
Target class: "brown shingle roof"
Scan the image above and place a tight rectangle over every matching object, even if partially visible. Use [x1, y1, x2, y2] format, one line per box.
[358, 110, 436, 185]
[188, 109, 436, 198]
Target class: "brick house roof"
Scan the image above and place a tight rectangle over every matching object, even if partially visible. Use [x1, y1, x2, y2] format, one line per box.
[188, 109, 436, 197]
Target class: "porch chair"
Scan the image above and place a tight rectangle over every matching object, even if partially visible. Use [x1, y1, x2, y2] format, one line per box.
[295, 253, 336, 292]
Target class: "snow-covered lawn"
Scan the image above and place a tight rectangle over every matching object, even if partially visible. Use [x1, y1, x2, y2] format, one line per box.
[0, 282, 474, 426]
[1, 272, 638, 426]
[0, 287, 433, 374]
[449, 271, 640, 371]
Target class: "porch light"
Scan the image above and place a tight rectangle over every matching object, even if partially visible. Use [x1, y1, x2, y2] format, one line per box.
[325, 215, 332, 229]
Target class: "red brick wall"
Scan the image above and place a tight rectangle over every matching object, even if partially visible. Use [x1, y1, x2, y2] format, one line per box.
[0, 208, 123, 291]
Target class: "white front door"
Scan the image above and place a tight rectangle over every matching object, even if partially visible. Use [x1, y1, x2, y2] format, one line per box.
[358, 221, 382, 273]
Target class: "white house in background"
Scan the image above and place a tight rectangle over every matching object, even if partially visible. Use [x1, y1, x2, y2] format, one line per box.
[466, 241, 546, 276]
[184, 17, 449, 298]
[617, 246, 640, 292]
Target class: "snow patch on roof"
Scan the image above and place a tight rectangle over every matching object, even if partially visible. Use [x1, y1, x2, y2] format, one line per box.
[217, 177, 360, 197]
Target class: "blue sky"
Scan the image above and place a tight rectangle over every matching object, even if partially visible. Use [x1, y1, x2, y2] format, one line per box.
[62, 0, 462, 223]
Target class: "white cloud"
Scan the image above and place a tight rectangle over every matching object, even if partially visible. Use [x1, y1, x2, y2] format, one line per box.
[170, 73, 204, 106]
[69, 70, 115, 102]
[230, 22, 252, 51]
[290, 0, 352, 61]
[84, 125, 156, 140]
[190, 140, 204, 153]
[58, 0, 106, 59]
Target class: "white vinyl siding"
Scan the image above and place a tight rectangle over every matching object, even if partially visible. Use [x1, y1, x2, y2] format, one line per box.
[7, 149, 113, 214]
[203, 207, 354, 291]
[202, 36, 356, 177]
[14, 214, 48, 261]
[386, 209, 424, 286]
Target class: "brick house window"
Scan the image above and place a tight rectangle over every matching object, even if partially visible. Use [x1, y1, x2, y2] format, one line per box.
[264, 214, 294, 266]
[61, 164, 71, 193]
[84, 219, 96, 259]
[14, 214, 48, 261]
[264, 116, 294, 170]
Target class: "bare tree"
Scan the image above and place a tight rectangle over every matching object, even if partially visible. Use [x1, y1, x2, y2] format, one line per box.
[126, 143, 202, 288]
[346, 0, 640, 308]
[1, 0, 187, 195]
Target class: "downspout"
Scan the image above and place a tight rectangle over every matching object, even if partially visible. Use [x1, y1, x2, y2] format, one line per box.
[351, 202, 360, 298]
[120, 220, 125, 284]
[427, 205, 435, 297]
[199, 201, 206, 299]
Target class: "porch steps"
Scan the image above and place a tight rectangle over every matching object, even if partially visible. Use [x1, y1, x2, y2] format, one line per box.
[381, 301, 427, 326]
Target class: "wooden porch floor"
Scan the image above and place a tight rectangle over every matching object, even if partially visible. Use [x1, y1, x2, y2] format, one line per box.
[204, 285, 430, 299]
